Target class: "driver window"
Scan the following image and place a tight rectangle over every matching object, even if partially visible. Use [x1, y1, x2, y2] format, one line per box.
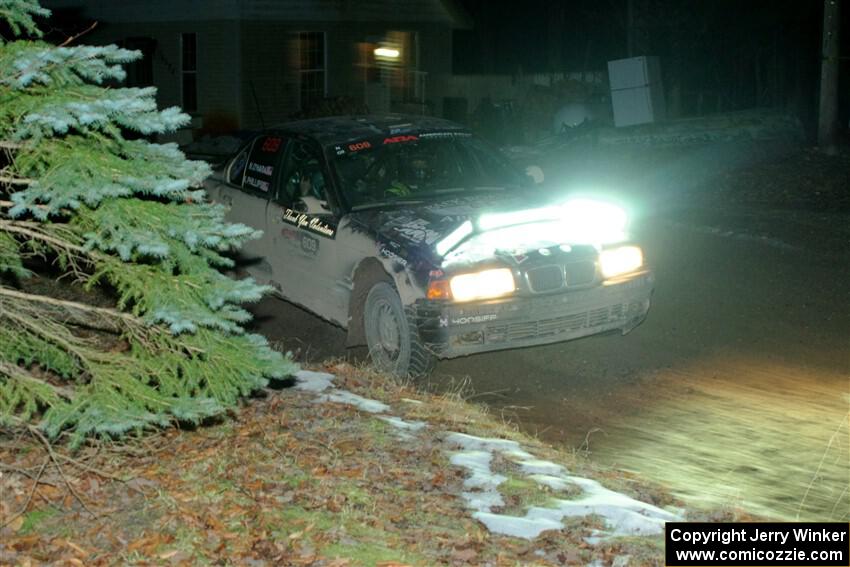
[281, 141, 328, 206]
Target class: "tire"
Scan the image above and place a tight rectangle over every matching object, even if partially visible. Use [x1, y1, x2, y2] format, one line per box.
[363, 282, 436, 378]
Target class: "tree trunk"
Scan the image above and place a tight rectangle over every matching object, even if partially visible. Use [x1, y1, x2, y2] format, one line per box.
[818, 0, 841, 153]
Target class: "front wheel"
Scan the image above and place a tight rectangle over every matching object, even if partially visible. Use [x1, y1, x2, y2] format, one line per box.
[363, 282, 436, 378]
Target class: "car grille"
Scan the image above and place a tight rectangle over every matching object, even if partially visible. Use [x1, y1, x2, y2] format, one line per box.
[526, 265, 563, 292]
[482, 301, 640, 344]
[566, 261, 596, 286]
[525, 261, 596, 293]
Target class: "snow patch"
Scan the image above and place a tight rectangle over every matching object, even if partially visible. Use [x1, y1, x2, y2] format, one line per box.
[314, 390, 390, 414]
[450, 451, 507, 490]
[378, 415, 427, 431]
[461, 490, 505, 512]
[549, 475, 677, 538]
[443, 431, 679, 541]
[517, 459, 566, 476]
[292, 370, 335, 392]
[473, 512, 563, 540]
[444, 432, 532, 459]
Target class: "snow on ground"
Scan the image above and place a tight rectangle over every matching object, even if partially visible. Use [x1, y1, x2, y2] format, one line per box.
[292, 370, 335, 392]
[450, 451, 507, 490]
[445, 431, 678, 540]
[293, 371, 391, 413]
[444, 432, 534, 460]
[314, 390, 390, 414]
[293, 370, 679, 542]
[377, 415, 427, 431]
[516, 459, 567, 476]
[474, 512, 564, 540]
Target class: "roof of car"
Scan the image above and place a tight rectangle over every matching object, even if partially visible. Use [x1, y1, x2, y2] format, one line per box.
[273, 114, 469, 147]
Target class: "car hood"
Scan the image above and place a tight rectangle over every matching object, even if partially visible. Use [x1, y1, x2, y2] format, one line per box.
[348, 191, 519, 236]
[347, 192, 566, 266]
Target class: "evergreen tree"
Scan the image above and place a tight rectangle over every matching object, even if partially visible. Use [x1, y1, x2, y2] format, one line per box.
[0, 0, 297, 446]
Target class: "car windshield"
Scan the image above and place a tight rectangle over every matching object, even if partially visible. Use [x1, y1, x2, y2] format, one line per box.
[331, 134, 528, 210]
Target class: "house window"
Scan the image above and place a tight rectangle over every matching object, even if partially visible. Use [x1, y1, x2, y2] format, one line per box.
[181, 32, 198, 112]
[298, 31, 326, 109]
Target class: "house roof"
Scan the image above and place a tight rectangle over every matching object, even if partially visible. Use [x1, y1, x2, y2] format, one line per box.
[42, 0, 470, 27]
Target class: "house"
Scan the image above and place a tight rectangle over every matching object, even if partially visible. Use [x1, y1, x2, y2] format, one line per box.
[42, 0, 470, 135]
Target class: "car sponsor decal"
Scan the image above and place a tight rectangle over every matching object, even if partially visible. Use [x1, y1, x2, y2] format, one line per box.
[451, 313, 498, 326]
[244, 175, 270, 192]
[417, 131, 472, 139]
[347, 140, 372, 152]
[281, 208, 337, 239]
[300, 233, 319, 256]
[261, 137, 282, 152]
[383, 134, 419, 145]
[247, 162, 273, 176]
[244, 135, 282, 193]
[379, 246, 408, 267]
[393, 217, 443, 245]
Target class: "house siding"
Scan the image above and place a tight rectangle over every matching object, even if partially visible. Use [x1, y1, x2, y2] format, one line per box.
[239, 21, 300, 128]
[42, 0, 461, 132]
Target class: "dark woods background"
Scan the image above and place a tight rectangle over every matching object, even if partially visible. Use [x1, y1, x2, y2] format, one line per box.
[454, 0, 843, 138]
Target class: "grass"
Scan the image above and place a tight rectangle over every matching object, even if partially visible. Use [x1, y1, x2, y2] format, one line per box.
[18, 508, 56, 534]
[497, 475, 558, 515]
[322, 541, 428, 566]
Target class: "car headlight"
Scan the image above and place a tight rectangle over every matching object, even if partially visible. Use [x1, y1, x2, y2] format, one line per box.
[449, 268, 515, 302]
[599, 246, 643, 279]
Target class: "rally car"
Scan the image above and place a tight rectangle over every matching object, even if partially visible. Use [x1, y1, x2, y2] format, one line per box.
[206, 115, 653, 377]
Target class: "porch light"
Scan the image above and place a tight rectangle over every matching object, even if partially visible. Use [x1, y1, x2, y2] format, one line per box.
[374, 47, 400, 59]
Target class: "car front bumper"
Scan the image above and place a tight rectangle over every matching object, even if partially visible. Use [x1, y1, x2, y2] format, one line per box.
[414, 270, 654, 358]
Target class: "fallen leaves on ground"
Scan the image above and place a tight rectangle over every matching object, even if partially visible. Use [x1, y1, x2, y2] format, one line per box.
[0, 363, 671, 566]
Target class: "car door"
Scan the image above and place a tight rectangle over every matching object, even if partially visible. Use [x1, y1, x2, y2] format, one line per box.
[264, 138, 348, 325]
[216, 134, 286, 283]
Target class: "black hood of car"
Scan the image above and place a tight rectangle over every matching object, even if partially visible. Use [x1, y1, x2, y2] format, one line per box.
[347, 191, 550, 263]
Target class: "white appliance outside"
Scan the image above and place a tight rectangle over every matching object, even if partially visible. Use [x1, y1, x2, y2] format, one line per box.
[608, 56, 666, 127]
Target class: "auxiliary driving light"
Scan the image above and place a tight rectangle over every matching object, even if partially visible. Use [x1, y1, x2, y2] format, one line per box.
[599, 246, 643, 279]
[449, 268, 515, 302]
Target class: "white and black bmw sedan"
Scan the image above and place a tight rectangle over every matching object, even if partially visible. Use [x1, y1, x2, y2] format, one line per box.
[206, 115, 652, 377]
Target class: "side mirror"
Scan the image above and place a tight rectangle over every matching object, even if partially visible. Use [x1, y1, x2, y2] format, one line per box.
[525, 165, 545, 185]
[297, 195, 331, 215]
